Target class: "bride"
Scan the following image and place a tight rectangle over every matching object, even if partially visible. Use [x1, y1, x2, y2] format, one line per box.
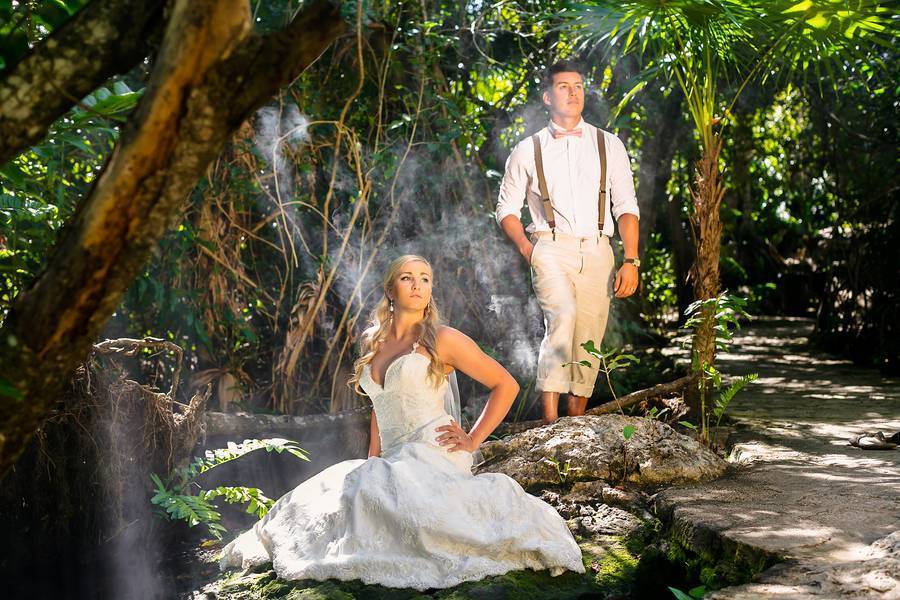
[220, 254, 584, 590]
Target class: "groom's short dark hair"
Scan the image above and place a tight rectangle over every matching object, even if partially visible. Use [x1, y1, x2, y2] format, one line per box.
[541, 60, 585, 91]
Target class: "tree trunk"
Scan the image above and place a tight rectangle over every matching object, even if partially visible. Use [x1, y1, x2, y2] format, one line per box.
[0, 0, 167, 166]
[0, 0, 345, 476]
[689, 135, 725, 370]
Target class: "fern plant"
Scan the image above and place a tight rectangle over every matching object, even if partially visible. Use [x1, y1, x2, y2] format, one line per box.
[712, 372, 759, 442]
[681, 292, 757, 444]
[683, 292, 750, 358]
[698, 365, 760, 446]
[150, 438, 309, 539]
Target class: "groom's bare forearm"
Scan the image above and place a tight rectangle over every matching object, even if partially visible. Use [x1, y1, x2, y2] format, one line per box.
[617, 214, 639, 257]
[499, 215, 531, 258]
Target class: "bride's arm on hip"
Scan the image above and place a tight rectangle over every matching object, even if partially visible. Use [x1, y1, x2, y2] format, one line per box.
[368, 411, 381, 458]
[436, 326, 520, 448]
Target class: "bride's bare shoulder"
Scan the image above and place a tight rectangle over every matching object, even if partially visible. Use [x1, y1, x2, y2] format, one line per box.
[435, 325, 478, 355]
[436, 325, 467, 342]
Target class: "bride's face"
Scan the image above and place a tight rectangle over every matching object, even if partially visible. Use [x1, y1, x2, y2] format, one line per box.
[389, 260, 433, 313]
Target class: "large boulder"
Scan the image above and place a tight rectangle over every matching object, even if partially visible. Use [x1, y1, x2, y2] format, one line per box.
[477, 415, 726, 488]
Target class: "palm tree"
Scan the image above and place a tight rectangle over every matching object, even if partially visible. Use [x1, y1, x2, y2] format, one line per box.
[562, 0, 894, 373]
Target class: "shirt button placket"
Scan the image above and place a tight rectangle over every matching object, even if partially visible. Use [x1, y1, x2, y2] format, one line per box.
[567, 138, 577, 232]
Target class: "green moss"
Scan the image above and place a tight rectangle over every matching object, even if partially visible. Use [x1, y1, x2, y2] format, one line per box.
[595, 544, 638, 587]
[253, 571, 294, 597]
[662, 525, 780, 591]
[285, 583, 359, 600]
[432, 565, 598, 599]
[577, 537, 638, 595]
[202, 521, 665, 599]
[219, 571, 268, 593]
[210, 559, 607, 599]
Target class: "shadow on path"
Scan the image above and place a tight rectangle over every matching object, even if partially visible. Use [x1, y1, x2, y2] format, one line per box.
[658, 317, 900, 598]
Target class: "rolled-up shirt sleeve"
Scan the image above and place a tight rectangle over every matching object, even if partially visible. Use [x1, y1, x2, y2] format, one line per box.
[608, 134, 640, 221]
[495, 141, 532, 227]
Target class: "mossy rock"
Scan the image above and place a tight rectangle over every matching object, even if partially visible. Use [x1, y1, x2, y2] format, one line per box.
[201, 535, 644, 599]
[663, 520, 780, 588]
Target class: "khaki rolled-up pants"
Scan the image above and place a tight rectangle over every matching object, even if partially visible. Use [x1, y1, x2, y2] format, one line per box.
[530, 231, 615, 398]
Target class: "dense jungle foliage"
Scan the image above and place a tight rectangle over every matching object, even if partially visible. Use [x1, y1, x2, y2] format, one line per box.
[1, 0, 896, 424]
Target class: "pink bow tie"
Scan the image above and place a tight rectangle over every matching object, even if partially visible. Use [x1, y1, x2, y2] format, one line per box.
[552, 129, 582, 139]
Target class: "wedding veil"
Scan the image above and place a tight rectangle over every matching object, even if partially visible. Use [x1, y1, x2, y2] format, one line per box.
[443, 371, 484, 466]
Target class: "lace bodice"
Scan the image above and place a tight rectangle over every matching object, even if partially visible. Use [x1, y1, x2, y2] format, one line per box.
[360, 347, 452, 456]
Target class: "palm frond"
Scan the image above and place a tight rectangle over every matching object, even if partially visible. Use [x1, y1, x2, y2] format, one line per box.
[559, 0, 896, 121]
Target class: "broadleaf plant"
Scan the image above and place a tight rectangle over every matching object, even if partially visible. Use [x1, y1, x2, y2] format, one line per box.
[150, 438, 309, 539]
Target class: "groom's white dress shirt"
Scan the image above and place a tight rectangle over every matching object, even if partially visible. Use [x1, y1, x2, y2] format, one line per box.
[495, 118, 639, 238]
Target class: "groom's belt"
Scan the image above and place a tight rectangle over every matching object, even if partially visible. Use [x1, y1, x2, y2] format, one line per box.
[530, 231, 608, 244]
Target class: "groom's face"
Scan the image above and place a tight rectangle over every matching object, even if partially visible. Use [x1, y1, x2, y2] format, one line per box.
[543, 72, 584, 120]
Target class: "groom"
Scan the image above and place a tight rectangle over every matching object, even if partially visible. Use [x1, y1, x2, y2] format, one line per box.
[496, 60, 640, 424]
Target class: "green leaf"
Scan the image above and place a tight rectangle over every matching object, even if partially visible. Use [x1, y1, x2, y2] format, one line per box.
[714, 373, 758, 422]
[612, 79, 647, 117]
[669, 586, 694, 600]
[623, 425, 636, 440]
[678, 421, 698, 430]
[111, 81, 132, 95]
[0, 29, 28, 67]
[35, 0, 70, 29]
[0, 378, 22, 401]
[73, 90, 143, 123]
[0, 163, 28, 188]
[782, 0, 813, 14]
[805, 13, 829, 29]
[581, 340, 601, 357]
[150, 473, 165, 492]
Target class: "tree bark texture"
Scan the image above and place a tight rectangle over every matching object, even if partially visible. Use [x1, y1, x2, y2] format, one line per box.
[689, 135, 725, 370]
[0, 0, 345, 476]
[0, 0, 167, 166]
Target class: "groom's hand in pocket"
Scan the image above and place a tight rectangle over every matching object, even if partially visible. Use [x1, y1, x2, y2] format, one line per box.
[519, 241, 535, 266]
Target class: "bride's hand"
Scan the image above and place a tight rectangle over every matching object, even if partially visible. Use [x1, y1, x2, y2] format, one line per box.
[435, 420, 478, 453]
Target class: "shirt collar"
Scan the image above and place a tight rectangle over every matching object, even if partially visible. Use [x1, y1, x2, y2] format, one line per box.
[547, 118, 586, 137]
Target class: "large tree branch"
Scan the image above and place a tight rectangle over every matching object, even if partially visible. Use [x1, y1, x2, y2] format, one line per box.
[493, 375, 697, 437]
[0, 0, 345, 476]
[0, 0, 167, 166]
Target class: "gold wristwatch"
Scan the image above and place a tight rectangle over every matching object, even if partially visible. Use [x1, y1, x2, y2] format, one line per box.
[623, 257, 641, 268]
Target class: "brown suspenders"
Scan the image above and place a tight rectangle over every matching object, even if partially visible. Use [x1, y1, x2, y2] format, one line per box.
[531, 135, 555, 231]
[531, 129, 607, 236]
[596, 129, 607, 232]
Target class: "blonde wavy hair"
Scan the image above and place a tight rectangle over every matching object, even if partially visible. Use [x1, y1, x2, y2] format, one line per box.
[349, 255, 446, 393]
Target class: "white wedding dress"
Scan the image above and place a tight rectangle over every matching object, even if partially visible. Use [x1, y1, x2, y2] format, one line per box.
[220, 346, 584, 590]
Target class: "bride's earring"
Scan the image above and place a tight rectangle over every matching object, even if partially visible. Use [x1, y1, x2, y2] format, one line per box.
[388, 299, 394, 324]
